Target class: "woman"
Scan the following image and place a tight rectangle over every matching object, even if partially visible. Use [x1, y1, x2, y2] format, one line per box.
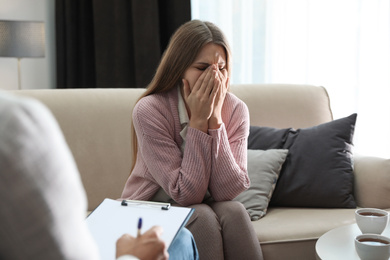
[121, 20, 263, 260]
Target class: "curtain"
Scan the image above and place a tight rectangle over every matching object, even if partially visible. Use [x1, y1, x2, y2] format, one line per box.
[191, 0, 390, 159]
[56, 0, 191, 89]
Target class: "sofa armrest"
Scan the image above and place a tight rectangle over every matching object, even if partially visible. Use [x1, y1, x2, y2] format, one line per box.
[353, 154, 390, 208]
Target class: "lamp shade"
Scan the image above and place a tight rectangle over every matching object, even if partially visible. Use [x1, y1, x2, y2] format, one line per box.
[0, 20, 45, 58]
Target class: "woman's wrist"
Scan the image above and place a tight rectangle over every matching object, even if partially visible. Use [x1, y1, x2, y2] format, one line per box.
[208, 115, 223, 130]
[189, 118, 209, 133]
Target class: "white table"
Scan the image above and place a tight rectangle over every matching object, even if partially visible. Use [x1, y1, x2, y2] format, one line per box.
[316, 224, 390, 260]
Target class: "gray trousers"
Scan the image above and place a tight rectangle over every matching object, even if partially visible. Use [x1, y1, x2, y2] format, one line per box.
[185, 201, 264, 260]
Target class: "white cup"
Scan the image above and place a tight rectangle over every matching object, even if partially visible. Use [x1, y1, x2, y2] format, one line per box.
[355, 208, 389, 234]
[355, 234, 390, 260]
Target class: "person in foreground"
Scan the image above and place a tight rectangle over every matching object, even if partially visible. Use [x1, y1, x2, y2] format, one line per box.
[121, 19, 263, 259]
[0, 91, 198, 260]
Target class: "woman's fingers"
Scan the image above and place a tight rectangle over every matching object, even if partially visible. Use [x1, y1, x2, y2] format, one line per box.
[216, 69, 227, 87]
[205, 67, 218, 96]
[182, 64, 227, 131]
[182, 79, 190, 100]
[192, 65, 213, 93]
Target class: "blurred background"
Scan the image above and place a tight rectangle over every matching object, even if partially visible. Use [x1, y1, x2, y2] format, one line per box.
[0, 0, 389, 158]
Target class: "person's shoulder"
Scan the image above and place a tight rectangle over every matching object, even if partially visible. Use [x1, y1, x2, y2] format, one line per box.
[135, 92, 168, 112]
[138, 92, 168, 105]
[0, 91, 37, 109]
[134, 89, 176, 114]
[225, 92, 248, 110]
[0, 92, 50, 123]
[132, 90, 176, 125]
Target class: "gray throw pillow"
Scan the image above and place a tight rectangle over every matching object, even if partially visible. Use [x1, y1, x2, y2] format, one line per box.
[234, 149, 288, 221]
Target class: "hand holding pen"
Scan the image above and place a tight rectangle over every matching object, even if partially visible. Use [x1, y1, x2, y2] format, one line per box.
[116, 221, 168, 260]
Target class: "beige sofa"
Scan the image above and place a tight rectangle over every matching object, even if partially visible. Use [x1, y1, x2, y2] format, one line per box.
[11, 84, 390, 260]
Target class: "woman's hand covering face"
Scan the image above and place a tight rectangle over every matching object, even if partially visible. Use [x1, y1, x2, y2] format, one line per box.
[182, 43, 229, 132]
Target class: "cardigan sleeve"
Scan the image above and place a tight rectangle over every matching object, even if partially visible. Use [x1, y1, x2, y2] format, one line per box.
[133, 96, 213, 206]
[207, 96, 251, 201]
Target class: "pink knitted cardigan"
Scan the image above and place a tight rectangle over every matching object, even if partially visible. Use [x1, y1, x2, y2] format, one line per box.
[120, 87, 250, 206]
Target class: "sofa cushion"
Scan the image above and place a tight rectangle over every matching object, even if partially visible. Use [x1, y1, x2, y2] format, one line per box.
[248, 114, 357, 208]
[234, 149, 288, 221]
[252, 207, 357, 243]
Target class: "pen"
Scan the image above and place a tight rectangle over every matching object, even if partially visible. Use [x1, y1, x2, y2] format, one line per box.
[137, 217, 142, 237]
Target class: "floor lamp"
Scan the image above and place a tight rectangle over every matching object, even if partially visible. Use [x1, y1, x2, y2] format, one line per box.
[0, 20, 45, 90]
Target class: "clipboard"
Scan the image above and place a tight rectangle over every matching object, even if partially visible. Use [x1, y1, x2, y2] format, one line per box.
[86, 198, 194, 260]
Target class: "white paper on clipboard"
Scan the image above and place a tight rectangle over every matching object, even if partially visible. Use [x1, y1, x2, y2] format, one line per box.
[86, 198, 194, 260]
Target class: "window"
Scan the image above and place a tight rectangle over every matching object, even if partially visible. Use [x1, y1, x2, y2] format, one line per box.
[192, 0, 390, 158]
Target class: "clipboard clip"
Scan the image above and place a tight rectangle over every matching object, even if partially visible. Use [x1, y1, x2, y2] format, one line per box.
[121, 199, 171, 210]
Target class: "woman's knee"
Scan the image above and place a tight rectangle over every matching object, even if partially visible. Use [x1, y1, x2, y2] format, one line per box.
[210, 201, 250, 224]
[212, 201, 247, 215]
[185, 204, 224, 259]
[186, 203, 220, 229]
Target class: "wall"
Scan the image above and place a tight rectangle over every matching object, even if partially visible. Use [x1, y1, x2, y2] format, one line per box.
[0, 0, 55, 90]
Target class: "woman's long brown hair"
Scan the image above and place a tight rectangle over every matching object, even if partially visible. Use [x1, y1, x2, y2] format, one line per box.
[130, 20, 232, 172]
